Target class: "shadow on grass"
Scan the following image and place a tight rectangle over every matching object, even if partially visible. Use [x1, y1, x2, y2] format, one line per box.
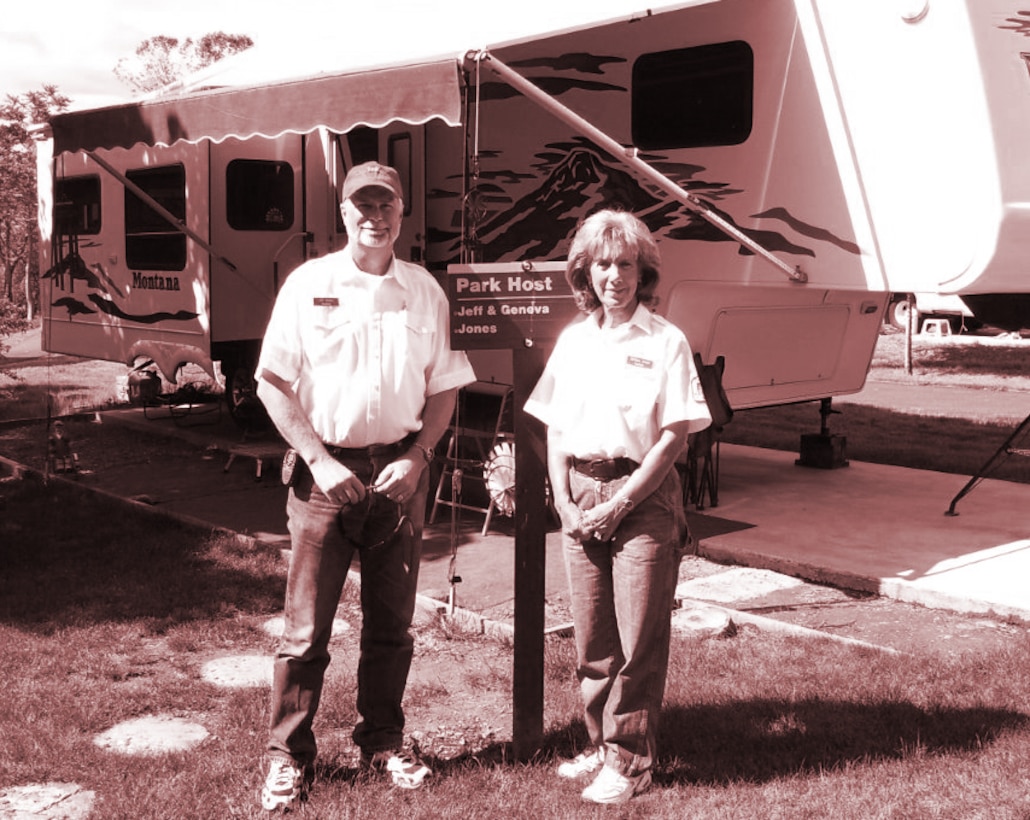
[889, 341, 1030, 379]
[0, 371, 129, 422]
[0, 475, 285, 630]
[421, 698, 1025, 788]
[724, 402, 1030, 481]
[656, 698, 1027, 785]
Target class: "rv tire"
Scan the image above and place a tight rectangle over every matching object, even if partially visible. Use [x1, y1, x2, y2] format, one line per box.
[888, 296, 919, 331]
[224, 360, 269, 431]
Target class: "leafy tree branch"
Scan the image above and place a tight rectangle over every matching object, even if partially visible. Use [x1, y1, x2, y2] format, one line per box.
[0, 85, 69, 342]
[113, 33, 253, 93]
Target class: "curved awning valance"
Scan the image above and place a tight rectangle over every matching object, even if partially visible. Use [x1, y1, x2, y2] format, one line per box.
[50, 57, 463, 155]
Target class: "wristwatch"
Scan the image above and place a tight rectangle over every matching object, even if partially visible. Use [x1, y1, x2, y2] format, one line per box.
[411, 442, 435, 464]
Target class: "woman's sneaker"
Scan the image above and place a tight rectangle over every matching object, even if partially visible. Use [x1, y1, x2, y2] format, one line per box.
[260, 757, 309, 811]
[556, 747, 605, 779]
[361, 750, 432, 790]
[581, 765, 652, 804]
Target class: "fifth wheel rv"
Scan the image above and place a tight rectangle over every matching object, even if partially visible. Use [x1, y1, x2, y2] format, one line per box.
[37, 0, 1030, 421]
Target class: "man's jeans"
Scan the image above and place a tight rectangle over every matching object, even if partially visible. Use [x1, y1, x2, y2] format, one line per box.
[267, 450, 428, 766]
[564, 466, 686, 776]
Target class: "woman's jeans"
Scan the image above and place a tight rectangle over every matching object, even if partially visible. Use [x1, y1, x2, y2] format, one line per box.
[564, 466, 687, 777]
[267, 449, 428, 766]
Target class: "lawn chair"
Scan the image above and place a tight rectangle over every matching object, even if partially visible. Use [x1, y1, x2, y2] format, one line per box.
[684, 353, 733, 510]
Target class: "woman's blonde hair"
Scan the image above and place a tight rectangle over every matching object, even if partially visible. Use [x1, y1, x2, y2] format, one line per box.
[565, 209, 661, 313]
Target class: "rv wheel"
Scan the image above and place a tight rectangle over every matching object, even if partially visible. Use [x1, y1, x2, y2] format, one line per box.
[887, 296, 919, 331]
[225, 362, 269, 430]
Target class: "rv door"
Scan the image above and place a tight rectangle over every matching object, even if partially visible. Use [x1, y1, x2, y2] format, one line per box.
[208, 135, 307, 347]
[380, 125, 427, 265]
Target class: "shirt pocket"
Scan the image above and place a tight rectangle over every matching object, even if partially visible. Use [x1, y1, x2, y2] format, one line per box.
[402, 309, 434, 337]
[385, 308, 436, 371]
[305, 307, 359, 370]
[615, 366, 662, 432]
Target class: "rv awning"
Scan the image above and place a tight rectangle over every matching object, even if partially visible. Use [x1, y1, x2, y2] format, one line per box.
[50, 57, 463, 155]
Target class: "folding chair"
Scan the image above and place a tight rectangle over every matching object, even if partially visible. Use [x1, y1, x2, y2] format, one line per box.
[684, 354, 733, 510]
[430, 381, 514, 535]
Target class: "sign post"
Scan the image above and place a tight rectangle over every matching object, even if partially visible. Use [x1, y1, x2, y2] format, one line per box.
[447, 261, 575, 760]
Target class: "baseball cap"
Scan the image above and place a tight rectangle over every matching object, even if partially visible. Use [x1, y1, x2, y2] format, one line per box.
[342, 161, 403, 202]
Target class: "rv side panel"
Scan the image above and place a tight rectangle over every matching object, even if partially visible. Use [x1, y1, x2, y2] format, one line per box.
[43, 142, 213, 380]
[439, 0, 887, 407]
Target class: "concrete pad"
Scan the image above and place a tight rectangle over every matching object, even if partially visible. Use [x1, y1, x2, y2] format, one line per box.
[700, 444, 1030, 621]
[880, 538, 1030, 616]
[419, 521, 572, 629]
[93, 715, 209, 755]
[0, 783, 95, 819]
[98, 408, 291, 545]
[87, 406, 1030, 625]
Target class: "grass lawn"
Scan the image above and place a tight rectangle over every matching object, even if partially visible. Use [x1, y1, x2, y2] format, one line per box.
[722, 329, 1030, 481]
[0, 321, 218, 421]
[4, 477, 1030, 818]
[4, 327, 1030, 817]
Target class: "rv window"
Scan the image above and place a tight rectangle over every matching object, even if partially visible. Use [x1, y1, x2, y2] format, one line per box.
[632, 41, 753, 149]
[54, 175, 101, 235]
[125, 165, 187, 271]
[226, 160, 295, 231]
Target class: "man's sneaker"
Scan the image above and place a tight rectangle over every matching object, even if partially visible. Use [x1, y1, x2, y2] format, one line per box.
[362, 750, 432, 790]
[261, 757, 308, 811]
[556, 747, 605, 779]
[581, 765, 652, 804]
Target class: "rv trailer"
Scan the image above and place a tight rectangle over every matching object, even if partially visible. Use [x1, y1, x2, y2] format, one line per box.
[37, 0, 1030, 421]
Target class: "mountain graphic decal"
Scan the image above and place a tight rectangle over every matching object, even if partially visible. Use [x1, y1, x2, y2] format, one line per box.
[444, 139, 848, 265]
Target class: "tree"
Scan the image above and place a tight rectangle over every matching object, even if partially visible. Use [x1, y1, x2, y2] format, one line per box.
[0, 85, 69, 341]
[114, 33, 254, 94]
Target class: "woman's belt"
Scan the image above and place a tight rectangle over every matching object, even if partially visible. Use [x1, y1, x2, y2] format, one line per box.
[571, 456, 639, 480]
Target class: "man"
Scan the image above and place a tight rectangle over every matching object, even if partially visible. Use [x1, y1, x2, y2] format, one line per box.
[256, 161, 475, 811]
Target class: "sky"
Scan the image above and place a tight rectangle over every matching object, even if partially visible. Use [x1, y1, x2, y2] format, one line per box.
[1, 0, 659, 112]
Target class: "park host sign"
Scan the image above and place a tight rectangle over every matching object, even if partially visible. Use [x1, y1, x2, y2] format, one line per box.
[446, 261, 578, 350]
[445, 260, 575, 759]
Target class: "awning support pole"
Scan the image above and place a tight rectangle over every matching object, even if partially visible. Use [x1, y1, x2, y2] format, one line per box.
[468, 50, 807, 285]
[85, 150, 238, 272]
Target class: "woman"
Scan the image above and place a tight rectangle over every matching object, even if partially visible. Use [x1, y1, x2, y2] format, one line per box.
[525, 209, 711, 804]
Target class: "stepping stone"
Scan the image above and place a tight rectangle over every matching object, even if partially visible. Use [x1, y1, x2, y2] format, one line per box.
[201, 654, 273, 688]
[676, 566, 803, 604]
[0, 782, 94, 819]
[672, 601, 734, 638]
[93, 715, 209, 755]
[261, 615, 349, 639]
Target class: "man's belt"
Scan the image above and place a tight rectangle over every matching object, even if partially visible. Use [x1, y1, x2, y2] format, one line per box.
[571, 456, 639, 480]
[325, 432, 416, 462]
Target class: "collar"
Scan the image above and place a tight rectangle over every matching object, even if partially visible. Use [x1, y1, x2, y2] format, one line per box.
[386, 256, 413, 291]
[341, 247, 409, 290]
[589, 302, 654, 334]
